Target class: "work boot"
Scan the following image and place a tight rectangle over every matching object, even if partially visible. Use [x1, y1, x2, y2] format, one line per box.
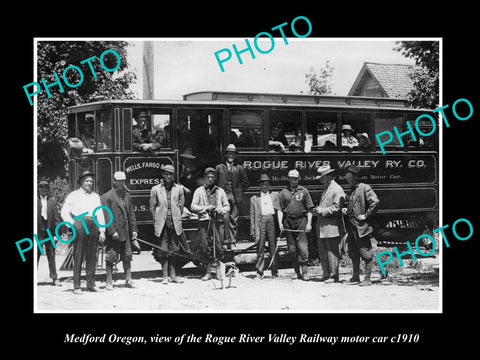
[169, 258, 184, 283]
[359, 278, 372, 286]
[348, 275, 360, 284]
[300, 265, 310, 281]
[202, 263, 212, 281]
[105, 283, 114, 291]
[161, 259, 169, 285]
[125, 280, 135, 288]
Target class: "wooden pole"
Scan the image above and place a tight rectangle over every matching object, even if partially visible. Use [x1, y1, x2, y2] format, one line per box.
[143, 41, 154, 100]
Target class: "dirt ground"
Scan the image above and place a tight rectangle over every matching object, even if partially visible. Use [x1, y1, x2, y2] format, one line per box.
[36, 248, 440, 312]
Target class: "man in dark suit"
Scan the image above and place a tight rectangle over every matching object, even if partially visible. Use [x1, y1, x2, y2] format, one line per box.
[250, 174, 280, 279]
[101, 171, 138, 290]
[342, 165, 380, 286]
[215, 144, 249, 245]
[37, 180, 61, 285]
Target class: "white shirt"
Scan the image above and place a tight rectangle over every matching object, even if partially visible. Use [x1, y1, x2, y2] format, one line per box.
[40, 195, 48, 220]
[260, 191, 275, 216]
[61, 188, 105, 231]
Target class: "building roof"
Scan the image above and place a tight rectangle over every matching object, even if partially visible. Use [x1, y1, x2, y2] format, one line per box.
[348, 62, 415, 99]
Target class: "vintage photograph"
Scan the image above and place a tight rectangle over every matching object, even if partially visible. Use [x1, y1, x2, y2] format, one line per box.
[34, 38, 441, 312]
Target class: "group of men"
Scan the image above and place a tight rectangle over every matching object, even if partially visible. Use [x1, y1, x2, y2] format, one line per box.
[37, 143, 384, 294]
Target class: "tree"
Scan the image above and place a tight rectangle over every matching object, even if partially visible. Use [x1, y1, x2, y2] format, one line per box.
[37, 41, 137, 178]
[394, 41, 439, 109]
[304, 60, 335, 95]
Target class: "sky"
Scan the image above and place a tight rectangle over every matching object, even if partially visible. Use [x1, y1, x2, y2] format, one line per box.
[124, 38, 417, 100]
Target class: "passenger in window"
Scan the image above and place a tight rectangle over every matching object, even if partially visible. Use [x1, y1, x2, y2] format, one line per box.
[357, 133, 371, 152]
[288, 127, 311, 152]
[178, 118, 193, 153]
[80, 123, 95, 153]
[237, 128, 257, 147]
[341, 124, 359, 149]
[150, 126, 169, 149]
[316, 122, 337, 148]
[132, 111, 152, 149]
[269, 122, 288, 152]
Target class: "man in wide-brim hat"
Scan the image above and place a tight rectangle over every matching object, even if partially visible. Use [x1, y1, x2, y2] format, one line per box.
[61, 170, 106, 294]
[215, 144, 249, 247]
[101, 171, 139, 290]
[342, 165, 380, 286]
[341, 124, 359, 148]
[250, 174, 280, 279]
[315, 165, 347, 283]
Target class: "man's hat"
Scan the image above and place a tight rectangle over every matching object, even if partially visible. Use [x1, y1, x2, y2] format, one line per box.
[257, 174, 271, 183]
[224, 144, 238, 153]
[78, 170, 95, 184]
[204, 167, 216, 176]
[113, 171, 126, 180]
[287, 169, 300, 178]
[315, 165, 335, 179]
[38, 180, 50, 187]
[345, 165, 360, 175]
[179, 148, 196, 159]
[137, 111, 148, 118]
[161, 164, 175, 173]
[341, 124, 354, 132]
[358, 132, 369, 140]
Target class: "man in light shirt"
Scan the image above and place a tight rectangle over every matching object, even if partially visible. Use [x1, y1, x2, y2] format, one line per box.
[61, 171, 106, 294]
[250, 174, 280, 279]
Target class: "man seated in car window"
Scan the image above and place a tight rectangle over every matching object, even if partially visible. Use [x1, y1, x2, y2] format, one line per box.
[316, 122, 337, 148]
[269, 122, 288, 152]
[133, 111, 152, 150]
[341, 124, 359, 149]
[80, 123, 96, 153]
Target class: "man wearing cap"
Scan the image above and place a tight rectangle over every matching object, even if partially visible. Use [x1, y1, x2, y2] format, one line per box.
[342, 165, 380, 286]
[61, 171, 106, 294]
[341, 124, 359, 149]
[250, 174, 280, 279]
[101, 171, 138, 290]
[191, 167, 230, 281]
[315, 165, 346, 283]
[150, 165, 186, 284]
[357, 133, 371, 152]
[37, 180, 61, 285]
[277, 169, 314, 281]
[215, 144, 249, 246]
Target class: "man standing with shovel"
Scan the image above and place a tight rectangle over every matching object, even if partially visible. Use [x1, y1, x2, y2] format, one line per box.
[277, 169, 314, 281]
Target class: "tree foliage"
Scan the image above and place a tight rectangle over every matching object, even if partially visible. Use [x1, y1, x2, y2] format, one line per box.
[304, 60, 335, 95]
[394, 41, 439, 109]
[37, 41, 137, 178]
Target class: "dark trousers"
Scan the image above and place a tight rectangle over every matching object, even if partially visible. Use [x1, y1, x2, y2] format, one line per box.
[153, 216, 180, 262]
[198, 219, 224, 263]
[347, 223, 373, 278]
[73, 217, 99, 289]
[37, 222, 57, 281]
[255, 215, 278, 275]
[284, 217, 309, 273]
[317, 236, 341, 279]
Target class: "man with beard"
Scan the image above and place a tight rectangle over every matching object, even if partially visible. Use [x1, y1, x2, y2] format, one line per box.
[150, 165, 186, 284]
[61, 171, 106, 294]
[101, 171, 138, 290]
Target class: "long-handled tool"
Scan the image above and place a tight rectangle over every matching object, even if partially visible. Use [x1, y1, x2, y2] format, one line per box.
[135, 237, 201, 262]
